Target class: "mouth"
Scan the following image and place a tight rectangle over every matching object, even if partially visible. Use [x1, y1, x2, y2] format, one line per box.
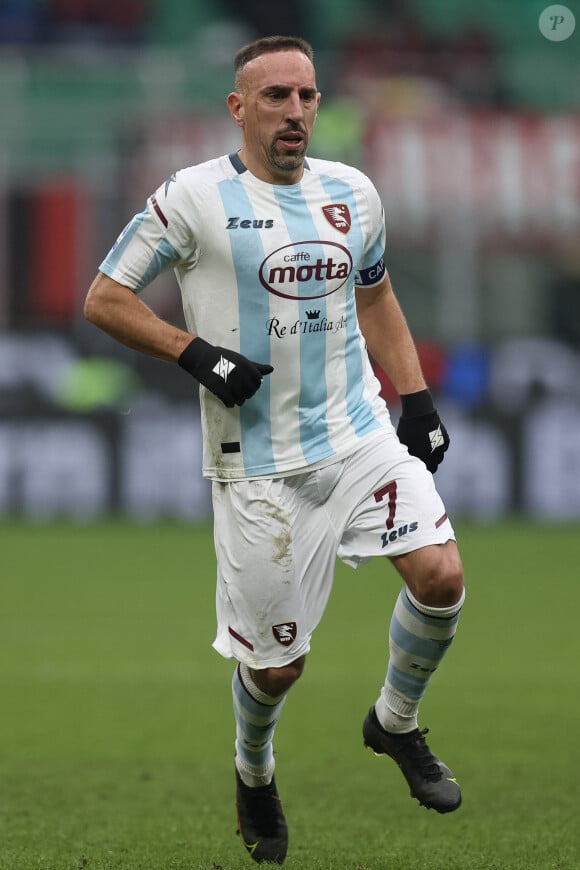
[276, 130, 305, 151]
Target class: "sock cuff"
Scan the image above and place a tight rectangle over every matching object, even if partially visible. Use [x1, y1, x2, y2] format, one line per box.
[235, 752, 276, 786]
[378, 686, 419, 720]
[406, 586, 465, 619]
[237, 663, 286, 706]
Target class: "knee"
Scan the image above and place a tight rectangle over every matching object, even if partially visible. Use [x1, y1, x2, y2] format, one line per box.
[412, 549, 464, 609]
[250, 655, 306, 697]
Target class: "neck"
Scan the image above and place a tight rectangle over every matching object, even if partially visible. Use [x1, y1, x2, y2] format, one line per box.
[237, 148, 304, 185]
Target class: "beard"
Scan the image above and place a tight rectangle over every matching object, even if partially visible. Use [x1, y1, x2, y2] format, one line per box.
[268, 138, 306, 175]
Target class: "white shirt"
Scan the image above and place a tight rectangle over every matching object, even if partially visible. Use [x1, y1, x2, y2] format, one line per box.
[100, 152, 392, 479]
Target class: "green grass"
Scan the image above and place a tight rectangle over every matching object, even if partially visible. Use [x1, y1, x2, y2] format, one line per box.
[1, 520, 579, 869]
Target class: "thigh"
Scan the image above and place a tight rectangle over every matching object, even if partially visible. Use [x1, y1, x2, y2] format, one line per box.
[211, 475, 338, 669]
[336, 430, 455, 566]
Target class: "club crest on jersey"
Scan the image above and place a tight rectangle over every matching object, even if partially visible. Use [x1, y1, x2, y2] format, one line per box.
[322, 204, 351, 234]
[272, 622, 297, 646]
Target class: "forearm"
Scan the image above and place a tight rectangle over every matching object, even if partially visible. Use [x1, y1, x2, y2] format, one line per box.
[84, 271, 273, 407]
[356, 276, 426, 395]
[84, 271, 193, 362]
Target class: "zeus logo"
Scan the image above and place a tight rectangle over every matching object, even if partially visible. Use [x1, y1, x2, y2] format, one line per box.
[381, 522, 419, 548]
[212, 356, 236, 381]
[226, 217, 274, 229]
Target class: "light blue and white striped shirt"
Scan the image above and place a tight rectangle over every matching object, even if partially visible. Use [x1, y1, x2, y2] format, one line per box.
[100, 152, 392, 479]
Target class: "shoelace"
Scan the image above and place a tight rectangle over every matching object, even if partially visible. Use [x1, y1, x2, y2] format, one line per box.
[397, 728, 442, 782]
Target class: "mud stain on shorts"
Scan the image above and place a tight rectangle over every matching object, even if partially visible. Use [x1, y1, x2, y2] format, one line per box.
[266, 502, 292, 568]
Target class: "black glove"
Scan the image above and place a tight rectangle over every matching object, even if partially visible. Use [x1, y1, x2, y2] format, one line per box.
[396, 389, 450, 473]
[178, 337, 273, 408]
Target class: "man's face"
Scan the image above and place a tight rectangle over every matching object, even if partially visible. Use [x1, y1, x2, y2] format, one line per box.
[228, 50, 321, 184]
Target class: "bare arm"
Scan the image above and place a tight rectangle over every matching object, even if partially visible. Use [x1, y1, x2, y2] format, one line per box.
[84, 271, 193, 362]
[355, 273, 426, 395]
[84, 271, 273, 407]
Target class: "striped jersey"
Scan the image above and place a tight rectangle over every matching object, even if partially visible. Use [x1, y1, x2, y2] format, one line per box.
[100, 152, 392, 480]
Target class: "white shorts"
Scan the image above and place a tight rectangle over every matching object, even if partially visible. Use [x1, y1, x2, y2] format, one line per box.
[212, 428, 454, 668]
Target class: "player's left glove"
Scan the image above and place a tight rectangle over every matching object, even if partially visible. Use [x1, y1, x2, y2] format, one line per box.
[396, 389, 450, 473]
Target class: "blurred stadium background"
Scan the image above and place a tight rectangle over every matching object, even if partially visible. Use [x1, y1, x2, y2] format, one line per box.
[1, 0, 580, 523]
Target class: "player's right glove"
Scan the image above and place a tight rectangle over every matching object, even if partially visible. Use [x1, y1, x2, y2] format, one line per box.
[178, 337, 273, 408]
[396, 388, 450, 473]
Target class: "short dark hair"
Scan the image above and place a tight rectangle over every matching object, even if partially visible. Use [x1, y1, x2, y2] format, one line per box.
[234, 35, 314, 87]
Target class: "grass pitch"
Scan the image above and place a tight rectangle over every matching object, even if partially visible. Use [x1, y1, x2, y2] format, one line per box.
[1, 520, 579, 869]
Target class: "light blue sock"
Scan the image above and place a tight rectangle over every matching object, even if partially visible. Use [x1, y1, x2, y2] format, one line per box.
[232, 663, 287, 787]
[375, 586, 465, 733]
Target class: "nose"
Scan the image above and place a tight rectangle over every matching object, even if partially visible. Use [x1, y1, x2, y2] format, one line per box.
[285, 90, 304, 121]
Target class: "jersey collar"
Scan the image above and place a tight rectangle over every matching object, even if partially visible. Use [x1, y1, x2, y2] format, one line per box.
[228, 152, 310, 175]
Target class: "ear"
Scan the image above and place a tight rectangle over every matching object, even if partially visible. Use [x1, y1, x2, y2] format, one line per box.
[227, 92, 244, 128]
